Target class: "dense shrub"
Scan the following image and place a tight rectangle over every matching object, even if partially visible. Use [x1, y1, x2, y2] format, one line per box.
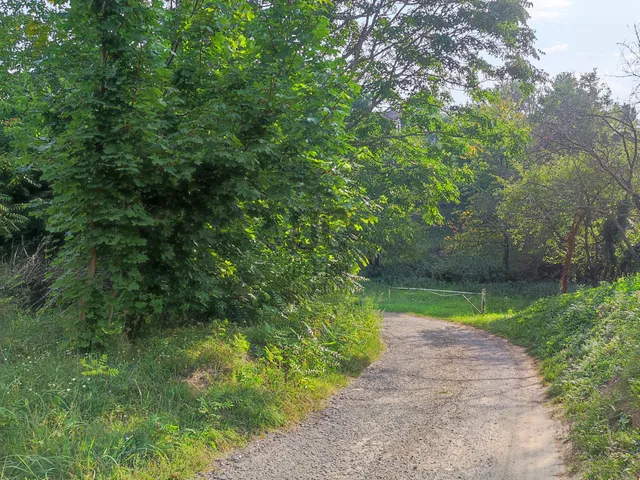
[0, 295, 382, 480]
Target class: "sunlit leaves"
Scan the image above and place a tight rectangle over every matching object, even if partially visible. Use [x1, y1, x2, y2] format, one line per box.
[8, 0, 368, 344]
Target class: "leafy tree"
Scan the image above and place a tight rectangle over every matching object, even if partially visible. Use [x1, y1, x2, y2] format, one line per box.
[352, 94, 472, 268]
[360, 89, 534, 281]
[7, 0, 364, 344]
[0, 193, 26, 237]
[444, 88, 532, 281]
[499, 152, 620, 290]
[1, 0, 545, 344]
[331, 0, 540, 118]
[333, 0, 542, 274]
[437, 72, 640, 290]
[531, 73, 640, 278]
[0, 71, 48, 250]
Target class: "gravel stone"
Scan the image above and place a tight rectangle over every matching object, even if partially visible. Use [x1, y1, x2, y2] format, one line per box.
[207, 313, 568, 480]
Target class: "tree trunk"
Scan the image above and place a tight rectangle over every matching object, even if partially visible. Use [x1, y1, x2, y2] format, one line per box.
[502, 232, 510, 273]
[602, 218, 617, 280]
[583, 217, 598, 285]
[561, 211, 584, 294]
[79, 242, 97, 322]
[612, 217, 640, 264]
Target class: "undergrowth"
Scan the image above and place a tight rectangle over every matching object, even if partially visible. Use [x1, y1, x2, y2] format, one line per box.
[368, 278, 640, 479]
[0, 296, 382, 480]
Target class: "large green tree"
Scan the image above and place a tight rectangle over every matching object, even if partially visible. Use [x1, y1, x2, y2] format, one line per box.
[443, 88, 533, 281]
[531, 73, 640, 280]
[1, 0, 543, 343]
[331, 0, 541, 271]
[3, 0, 365, 344]
[332, 0, 540, 116]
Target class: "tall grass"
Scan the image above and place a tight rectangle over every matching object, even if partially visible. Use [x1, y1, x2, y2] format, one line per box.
[0, 296, 382, 480]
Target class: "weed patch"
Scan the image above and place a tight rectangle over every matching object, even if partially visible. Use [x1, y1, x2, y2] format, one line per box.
[0, 296, 382, 479]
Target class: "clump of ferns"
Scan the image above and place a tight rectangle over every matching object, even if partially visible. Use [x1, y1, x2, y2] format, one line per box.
[0, 193, 27, 236]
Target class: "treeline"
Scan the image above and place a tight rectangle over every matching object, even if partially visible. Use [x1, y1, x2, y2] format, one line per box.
[376, 34, 640, 292]
[0, 0, 539, 344]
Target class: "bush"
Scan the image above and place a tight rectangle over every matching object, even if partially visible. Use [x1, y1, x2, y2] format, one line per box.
[0, 240, 50, 309]
[0, 295, 381, 480]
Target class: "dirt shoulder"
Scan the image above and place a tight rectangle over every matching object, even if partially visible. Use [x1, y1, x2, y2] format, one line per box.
[207, 313, 568, 480]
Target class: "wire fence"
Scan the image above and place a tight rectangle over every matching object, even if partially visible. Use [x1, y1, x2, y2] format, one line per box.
[389, 286, 486, 314]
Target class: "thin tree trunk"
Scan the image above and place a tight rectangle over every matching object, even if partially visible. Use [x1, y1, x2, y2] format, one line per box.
[612, 217, 640, 264]
[502, 232, 510, 272]
[583, 216, 598, 285]
[88, 247, 97, 277]
[79, 29, 109, 322]
[589, 222, 600, 282]
[561, 211, 584, 294]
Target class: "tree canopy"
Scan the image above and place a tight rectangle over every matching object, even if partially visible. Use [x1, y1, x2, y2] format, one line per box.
[1, 0, 545, 344]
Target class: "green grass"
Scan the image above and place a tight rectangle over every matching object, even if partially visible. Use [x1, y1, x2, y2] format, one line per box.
[366, 279, 554, 323]
[5, 276, 638, 479]
[367, 278, 640, 479]
[0, 296, 383, 480]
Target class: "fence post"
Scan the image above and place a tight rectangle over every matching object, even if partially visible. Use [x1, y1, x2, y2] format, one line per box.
[481, 289, 486, 314]
[388, 287, 391, 306]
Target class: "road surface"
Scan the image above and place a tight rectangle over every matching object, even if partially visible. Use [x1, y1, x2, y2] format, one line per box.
[208, 313, 567, 480]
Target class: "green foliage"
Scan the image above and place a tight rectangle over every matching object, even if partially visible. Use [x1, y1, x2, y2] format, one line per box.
[442, 90, 535, 281]
[0, 0, 543, 346]
[352, 94, 474, 262]
[361, 89, 537, 282]
[10, 0, 365, 344]
[331, 0, 540, 115]
[80, 354, 120, 378]
[377, 72, 640, 288]
[331, 0, 540, 273]
[0, 296, 382, 480]
[0, 193, 26, 237]
[0, 84, 47, 248]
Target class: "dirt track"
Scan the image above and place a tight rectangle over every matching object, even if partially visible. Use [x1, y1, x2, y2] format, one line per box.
[208, 313, 567, 480]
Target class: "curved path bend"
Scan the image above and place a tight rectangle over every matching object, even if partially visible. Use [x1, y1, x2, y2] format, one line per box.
[209, 313, 568, 480]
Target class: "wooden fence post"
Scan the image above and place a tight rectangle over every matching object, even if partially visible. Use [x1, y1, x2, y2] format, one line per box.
[481, 289, 486, 314]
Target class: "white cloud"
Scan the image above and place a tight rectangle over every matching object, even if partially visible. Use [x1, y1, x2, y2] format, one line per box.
[543, 43, 570, 54]
[529, 0, 572, 22]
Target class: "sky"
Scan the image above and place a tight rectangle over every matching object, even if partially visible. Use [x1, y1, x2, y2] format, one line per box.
[529, 0, 640, 100]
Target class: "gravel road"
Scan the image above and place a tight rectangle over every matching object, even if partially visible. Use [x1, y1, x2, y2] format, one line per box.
[208, 313, 567, 480]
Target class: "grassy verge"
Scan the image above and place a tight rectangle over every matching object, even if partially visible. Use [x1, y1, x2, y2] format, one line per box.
[0, 296, 382, 480]
[367, 279, 640, 479]
[366, 279, 556, 322]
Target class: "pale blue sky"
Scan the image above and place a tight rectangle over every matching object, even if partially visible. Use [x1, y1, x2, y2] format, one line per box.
[529, 0, 640, 100]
